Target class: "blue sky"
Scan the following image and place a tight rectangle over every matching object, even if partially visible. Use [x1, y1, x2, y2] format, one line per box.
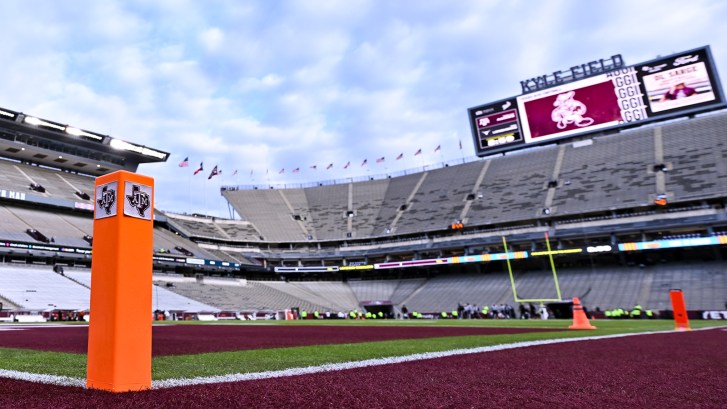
[0, 0, 725, 217]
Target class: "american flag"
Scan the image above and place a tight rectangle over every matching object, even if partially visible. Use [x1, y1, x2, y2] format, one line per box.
[376, 157, 385, 163]
[178, 157, 189, 167]
[396, 153, 403, 160]
[361, 159, 368, 167]
[292, 168, 300, 173]
[326, 163, 333, 170]
[207, 165, 219, 180]
[310, 165, 317, 170]
[434, 145, 441, 152]
[343, 161, 351, 169]
[414, 149, 422, 156]
[279, 168, 285, 174]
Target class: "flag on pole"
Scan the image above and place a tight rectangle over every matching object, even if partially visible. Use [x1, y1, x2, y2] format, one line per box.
[414, 148, 422, 156]
[178, 157, 189, 167]
[434, 145, 441, 152]
[343, 161, 351, 169]
[361, 159, 368, 167]
[292, 167, 300, 173]
[193, 162, 204, 175]
[459, 140, 463, 150]
[208, 165, 219, 180]
[310, 165, 317, 170]
[232, 169, 238, 176]
[326, 163, 333, 170]
[396, 153, 403, 160]
[376, 157, 385, 163]
[279, 168, 285, 174]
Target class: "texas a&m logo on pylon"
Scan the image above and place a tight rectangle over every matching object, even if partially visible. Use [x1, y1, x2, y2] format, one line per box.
[124, 182, 152, 220]
[95, 181, 118, 219]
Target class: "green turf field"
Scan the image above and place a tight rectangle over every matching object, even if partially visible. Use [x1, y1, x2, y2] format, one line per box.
[0, 319, 719, 381]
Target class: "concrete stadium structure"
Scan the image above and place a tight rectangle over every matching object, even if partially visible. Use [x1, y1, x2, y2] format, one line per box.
[1, 106, 727, 317]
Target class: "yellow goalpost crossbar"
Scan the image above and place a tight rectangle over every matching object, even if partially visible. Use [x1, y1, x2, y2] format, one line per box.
[503, 233, 563, 303]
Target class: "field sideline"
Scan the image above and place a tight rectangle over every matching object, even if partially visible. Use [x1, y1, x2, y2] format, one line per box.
[0, 319, 720, 381]
[1, 319, 726, 408]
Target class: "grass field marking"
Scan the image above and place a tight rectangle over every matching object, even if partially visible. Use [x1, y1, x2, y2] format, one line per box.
[151, 326, 725, 389]
[2, 325, 724, 390]
[0, 368, 85, 388]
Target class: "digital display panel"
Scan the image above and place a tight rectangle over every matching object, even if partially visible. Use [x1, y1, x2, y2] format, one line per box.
[467, 98, 524, 156]
[639, 48, 719, 115]
[517, 70, 640, 144]
[468, 46, 725, 157]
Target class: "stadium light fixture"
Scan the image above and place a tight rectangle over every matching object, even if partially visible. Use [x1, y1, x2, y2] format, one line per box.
[66, 126, 103, 141]
[109, 138, 167, 160]
[24, 116, 66, 131]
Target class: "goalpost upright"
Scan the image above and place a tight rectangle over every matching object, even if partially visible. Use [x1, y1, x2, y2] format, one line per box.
[503, 232, 563, 303]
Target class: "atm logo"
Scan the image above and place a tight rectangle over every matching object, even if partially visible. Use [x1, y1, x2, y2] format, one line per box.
[126, 184, 150, 218]
[97, 185, 116, 215]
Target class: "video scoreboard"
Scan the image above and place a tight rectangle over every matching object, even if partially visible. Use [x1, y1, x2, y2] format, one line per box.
[468, 46, 725, 157]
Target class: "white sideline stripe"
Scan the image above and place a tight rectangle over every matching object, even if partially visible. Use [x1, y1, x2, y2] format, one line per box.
[0, 326, 723, 390]
[0, 369, 85, 388]
[153, 327, 719, 389]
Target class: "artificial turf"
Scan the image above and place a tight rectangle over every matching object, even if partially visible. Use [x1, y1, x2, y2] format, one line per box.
[0, 319, 719, 381]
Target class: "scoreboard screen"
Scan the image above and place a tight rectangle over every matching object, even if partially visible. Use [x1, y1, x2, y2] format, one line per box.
[517, 68, 640, 144]
[468, 46, 725, 157]
[468, 98, 523, 152]
[640, 47, 719, 115]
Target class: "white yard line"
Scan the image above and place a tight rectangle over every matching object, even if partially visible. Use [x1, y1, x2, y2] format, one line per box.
[0, 326, 723, 390]
[0, 369, 86, 388]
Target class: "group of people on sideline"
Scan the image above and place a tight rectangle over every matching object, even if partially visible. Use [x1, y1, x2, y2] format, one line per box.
[604, 304, 656, 319]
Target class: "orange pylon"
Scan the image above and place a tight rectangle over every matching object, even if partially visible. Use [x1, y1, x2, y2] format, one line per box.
[569, 297, 597, 330]
[669, 289, 691, 331]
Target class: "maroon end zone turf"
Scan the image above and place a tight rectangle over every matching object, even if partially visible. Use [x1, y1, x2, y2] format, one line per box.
[0, 324, 558, 355]
[0, 328, 725, 409]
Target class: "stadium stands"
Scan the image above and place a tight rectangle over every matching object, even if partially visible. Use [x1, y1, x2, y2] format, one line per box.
[2, 204, 91, 247]
[0, 159, 95, 203]
[468, 145, 559, 224]
[662, 113, 727, 201]
[304, 183, 350, 240]
[4, 107, 727, 317]
[222, 188, 310, 242]
[350, 178, 389, 238]
[0, 264, 90, 310]
[3, 257, 722, 315]
[160, 279, 333, 312]
[551, 128, 655, 215]
[348, 279, 400, 302]
[0, 264, 219, 312]
[395, 161, 484, 235]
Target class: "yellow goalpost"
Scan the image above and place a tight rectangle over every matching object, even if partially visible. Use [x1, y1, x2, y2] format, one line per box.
[502, 233, 563, 303]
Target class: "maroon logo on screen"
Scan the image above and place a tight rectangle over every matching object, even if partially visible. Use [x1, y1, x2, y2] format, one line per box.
[524, 81, 621, 139]
[551, 91, 595, 129]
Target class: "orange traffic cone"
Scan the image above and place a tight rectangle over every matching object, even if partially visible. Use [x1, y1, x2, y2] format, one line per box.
[569, 297, 597, 330]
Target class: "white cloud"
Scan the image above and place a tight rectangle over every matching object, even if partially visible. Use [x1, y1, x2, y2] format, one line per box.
[1, 0, 726, 216]
[199, 27, 225, 53]
[236, 74, 284, 92]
